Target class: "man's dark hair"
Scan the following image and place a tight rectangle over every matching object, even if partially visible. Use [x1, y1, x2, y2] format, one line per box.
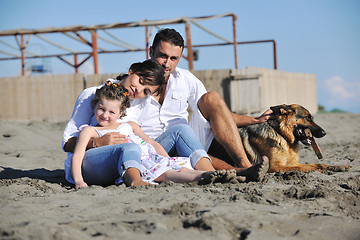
[152, 28, 184, 50]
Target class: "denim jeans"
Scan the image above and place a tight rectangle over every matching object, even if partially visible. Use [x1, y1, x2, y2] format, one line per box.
[155, 124, 210, 168]
[81, 143, 141, 186]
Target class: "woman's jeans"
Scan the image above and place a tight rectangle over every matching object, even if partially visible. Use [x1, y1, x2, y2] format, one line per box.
[155, 124, 210, 168]
[81, 143, 141, 186]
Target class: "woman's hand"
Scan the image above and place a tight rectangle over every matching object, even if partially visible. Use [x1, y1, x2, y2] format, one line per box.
[75, 180, 88, 189]
[94, 132, 129, 147]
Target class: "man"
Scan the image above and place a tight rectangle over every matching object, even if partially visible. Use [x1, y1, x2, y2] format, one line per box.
[146, 28, 272, 174]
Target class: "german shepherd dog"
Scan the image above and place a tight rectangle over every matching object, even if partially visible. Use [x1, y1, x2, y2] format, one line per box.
[210, 104, 350, 173]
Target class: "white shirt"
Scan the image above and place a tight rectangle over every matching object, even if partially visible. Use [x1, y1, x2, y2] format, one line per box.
[62, 67, 213, 151]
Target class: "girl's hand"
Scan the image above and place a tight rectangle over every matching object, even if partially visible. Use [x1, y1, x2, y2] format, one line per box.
[75, 180, 88, 189]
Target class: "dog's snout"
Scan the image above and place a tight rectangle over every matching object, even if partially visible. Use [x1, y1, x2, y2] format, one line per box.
[321, 129, 326, 137]
[313, 128, 326, 138]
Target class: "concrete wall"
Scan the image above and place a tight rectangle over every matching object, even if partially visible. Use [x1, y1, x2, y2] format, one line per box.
[1, 74, 83, 122]
[0, 68, 318, 122]
[0, 73, 117, 122]
[229, 67, 318, 114]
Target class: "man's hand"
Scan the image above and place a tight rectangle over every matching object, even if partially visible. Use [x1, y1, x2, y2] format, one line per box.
[93, 132, 129, 147]
[255, 109, 273, 124]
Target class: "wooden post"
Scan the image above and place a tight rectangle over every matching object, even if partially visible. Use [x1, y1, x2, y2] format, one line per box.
[91, 30, 98, 74]
[74, 53, 78, 73]
[146, 26, 149, 59]
[273, 40, 277, 70]
[21, 34, 25, 76]
[185, 22, 194, 71]
[232, 15, 238, 69]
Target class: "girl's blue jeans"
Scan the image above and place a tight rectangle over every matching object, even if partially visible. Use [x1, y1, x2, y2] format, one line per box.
[81, 124, 209, 186]
[81, 143, 141, 186]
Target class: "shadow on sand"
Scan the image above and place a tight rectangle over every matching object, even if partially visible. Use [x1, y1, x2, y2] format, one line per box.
[0, 166, 71, 187]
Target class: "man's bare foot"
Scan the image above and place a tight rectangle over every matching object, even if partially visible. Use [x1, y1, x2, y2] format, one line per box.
[198, 169, 237, 185]
[236, 156, 269, 182]
[234, 176, 246, 183]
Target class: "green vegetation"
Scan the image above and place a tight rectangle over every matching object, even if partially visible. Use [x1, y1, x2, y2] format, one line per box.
[318, 104, 347, 114]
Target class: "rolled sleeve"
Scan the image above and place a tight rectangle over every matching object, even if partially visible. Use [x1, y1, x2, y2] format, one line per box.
[62, 86, 99, 150]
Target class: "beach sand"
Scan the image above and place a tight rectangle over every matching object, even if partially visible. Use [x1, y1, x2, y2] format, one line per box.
[1, 113, 359, 240]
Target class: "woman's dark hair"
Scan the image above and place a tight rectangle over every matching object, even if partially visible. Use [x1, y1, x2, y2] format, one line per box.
[91, 81, 130, 119]
[116, 59, 165, 96]
[151, 28, 184, 51]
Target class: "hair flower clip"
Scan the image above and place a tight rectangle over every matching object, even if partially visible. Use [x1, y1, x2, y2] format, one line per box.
[106, 81, 118, 88]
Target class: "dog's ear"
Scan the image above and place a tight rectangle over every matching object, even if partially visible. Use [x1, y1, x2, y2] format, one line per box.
[270, 104, 288, 115]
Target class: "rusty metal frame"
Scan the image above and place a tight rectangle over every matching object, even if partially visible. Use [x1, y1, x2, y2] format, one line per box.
[0, 13, 277, 76]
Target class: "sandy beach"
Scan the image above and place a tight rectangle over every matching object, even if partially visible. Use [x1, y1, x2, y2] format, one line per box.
[0, 113, 359, 240]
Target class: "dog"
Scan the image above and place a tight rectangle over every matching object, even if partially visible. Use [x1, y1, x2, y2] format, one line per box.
[209, 104, 350, 173]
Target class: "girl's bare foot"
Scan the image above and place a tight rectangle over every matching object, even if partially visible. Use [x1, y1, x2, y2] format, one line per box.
[123, 168, 150, 187]
[236, 156, 269, 182]
[127, 179, 150, 187]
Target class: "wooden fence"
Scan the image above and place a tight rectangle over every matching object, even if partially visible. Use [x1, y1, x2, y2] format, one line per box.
[0, 68, 317, 122]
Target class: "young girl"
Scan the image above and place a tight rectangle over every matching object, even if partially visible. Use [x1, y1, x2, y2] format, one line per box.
[71, 82, 234, 189]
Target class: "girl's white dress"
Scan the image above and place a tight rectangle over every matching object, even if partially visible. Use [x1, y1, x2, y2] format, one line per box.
[94, 122, 192, 184]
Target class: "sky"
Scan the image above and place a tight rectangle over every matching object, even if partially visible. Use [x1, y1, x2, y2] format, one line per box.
[0, 0, 359, 113]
